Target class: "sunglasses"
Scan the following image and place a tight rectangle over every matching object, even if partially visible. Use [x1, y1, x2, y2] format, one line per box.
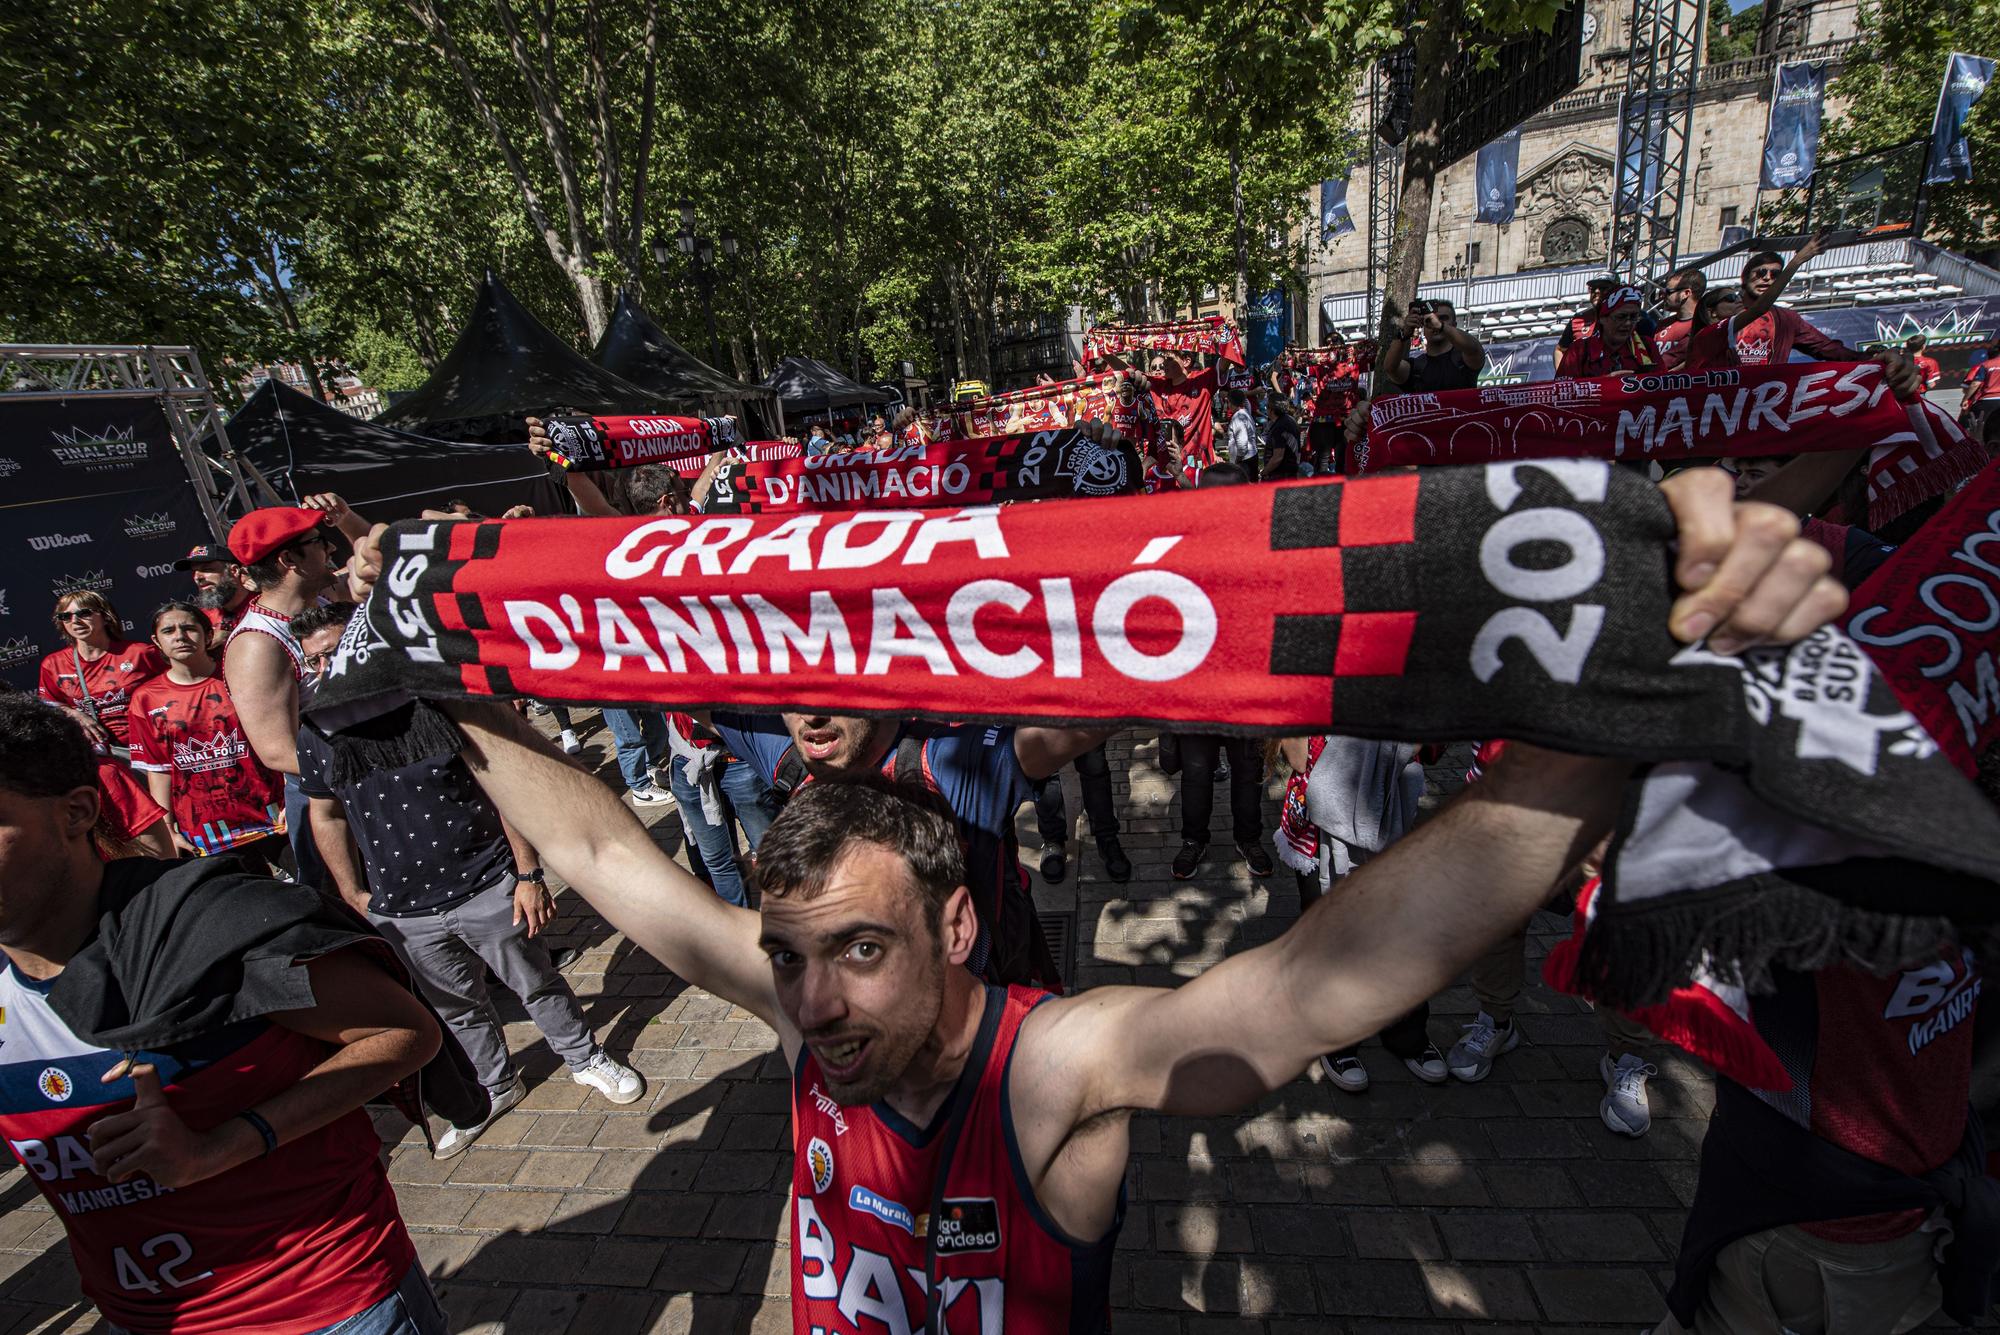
[55, 610, 99, 621]
[1747, 267, 1781, 280]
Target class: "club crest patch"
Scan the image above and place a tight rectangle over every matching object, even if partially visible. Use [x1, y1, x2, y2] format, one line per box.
[37, 1068, 72, 1102]
[807, 1136, 835, 1194]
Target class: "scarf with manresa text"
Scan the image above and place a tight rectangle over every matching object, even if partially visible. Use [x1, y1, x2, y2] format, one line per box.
[309, 461, 2000, 1007]
[1356, 362, 1982, 530]
[696, 430, 1144, 514]
[535, 414, 806, 479]
[1082, 316, 1247, 368]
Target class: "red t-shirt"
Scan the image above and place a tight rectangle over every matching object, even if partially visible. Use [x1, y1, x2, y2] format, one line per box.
[1654, 318, 1696, 368]
[1556, 331, 1662, 380]
[1751, 950, 1979, 1243]
[0, 955, 413, 1334]
[37, 641, 167, 746]
[126, 674, 285, 855]
[1914, 353, 1942, 389]
[1148, 367, 1218, 463]
[790, 984, 1116, 1334]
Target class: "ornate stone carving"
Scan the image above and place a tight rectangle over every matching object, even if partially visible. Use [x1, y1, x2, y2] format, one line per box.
[1516, 143, 1614, 268]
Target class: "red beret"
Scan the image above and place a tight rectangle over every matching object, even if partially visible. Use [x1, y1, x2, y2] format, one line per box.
[228, 507, 325, 564]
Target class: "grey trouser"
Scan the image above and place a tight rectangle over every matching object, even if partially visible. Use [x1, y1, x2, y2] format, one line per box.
[369, 879, 597, 1091]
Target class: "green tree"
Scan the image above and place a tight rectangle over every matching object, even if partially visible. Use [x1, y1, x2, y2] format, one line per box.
[1823, 0, 2000, 248]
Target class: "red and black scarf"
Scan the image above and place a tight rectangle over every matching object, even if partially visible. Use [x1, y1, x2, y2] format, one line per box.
[698, 431, 1143, 514]
[309, 462, 2000, 1009]
[1082, 317, 1247, 367]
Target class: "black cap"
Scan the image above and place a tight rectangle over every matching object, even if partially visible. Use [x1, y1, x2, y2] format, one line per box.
[172, 542, 232, 570]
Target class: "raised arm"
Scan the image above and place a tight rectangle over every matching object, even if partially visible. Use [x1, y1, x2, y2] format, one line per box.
[1036, 468, 1843, 1124]
[446, 701, 783, 1030]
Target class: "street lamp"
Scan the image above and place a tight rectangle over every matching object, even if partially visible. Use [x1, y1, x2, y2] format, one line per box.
[657, 203, 724, 367]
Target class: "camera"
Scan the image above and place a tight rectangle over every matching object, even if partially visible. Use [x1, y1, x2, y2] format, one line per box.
[1409, 299, 1433, 317]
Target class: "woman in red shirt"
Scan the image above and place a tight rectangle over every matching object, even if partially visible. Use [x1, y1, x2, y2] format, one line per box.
[36, 590, 172, 857]
[1555, 286, 1662, 379]
[127, 600, 287, 870]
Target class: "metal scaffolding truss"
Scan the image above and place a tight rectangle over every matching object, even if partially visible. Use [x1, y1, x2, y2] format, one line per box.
[1608, 0, 1702, 293]
[0, 344, 279, 538]
[1366, 61, 1405, 336]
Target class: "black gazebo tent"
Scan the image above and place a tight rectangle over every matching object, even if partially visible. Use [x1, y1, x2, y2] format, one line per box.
[762, 355, 894, 428]
[230, 380, 560, 521]
[378, 273, 671, 441]
[594, 291, 784, 438]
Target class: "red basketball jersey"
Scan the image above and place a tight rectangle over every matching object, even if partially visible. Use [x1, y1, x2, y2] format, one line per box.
[789, 983, 1119, 1333]
[0, 958, 413, 1333]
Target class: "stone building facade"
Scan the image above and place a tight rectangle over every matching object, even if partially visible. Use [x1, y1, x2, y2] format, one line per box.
[1305, 0, 1864, 309]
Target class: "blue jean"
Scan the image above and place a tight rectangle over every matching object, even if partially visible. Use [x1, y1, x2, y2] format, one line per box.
[667, 753, 780, 907]
[601, 708, 668, 791]
[112, 1262, 444, 1335]
[284, 774, 327, 891]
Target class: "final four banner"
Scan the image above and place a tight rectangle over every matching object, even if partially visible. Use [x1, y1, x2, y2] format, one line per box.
[1926, 52, 1996, 185]
[695, 431, 1144, 514]
[1760, 61, 1827, 191]
[1320, 177, 1356, 242]
[1475, 128, 1521, 224]
[0, 394, 214, 691]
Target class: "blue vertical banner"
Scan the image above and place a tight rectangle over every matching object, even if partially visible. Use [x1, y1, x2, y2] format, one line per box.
[1616, 94, 1670, 215]
[1247, 288, 1285, 368]
[1475, 128, 1521, 224]
[1926, 52, 1996, 184]
[1760, 61, 1827, 190]
[1320, 177, 1355, 243]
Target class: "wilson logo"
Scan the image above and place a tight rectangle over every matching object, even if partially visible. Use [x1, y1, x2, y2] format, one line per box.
[26, 533, 91, 552]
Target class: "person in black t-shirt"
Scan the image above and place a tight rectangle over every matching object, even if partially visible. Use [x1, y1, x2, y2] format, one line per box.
[1379, 299, 1485, 394]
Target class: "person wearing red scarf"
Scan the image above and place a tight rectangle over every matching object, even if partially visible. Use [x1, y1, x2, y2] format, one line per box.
[1556, 286, 1662, 379]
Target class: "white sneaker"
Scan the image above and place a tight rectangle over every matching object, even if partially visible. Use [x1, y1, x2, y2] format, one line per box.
[1402, 1043, 1449, 1084]
[434, 1074, 525, 1159]
[1446, 1011, 1520, 1082]
[1317, 1053, 1370, 1092]
[573, 1051, 646, 1105]
[1599, 1052, 1657, 1137]
[627, 783, 673, 807]
[559, 728, 581, 754]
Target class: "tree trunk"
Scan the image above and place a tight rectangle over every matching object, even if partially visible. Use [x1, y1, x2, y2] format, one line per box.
[1229, 141, 1250, 316]
[404, 0, 610, 341]
[1374, 0, 1462, 389]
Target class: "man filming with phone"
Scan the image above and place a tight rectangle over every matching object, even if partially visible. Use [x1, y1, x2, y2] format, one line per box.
[1378, 298, 1484, 394]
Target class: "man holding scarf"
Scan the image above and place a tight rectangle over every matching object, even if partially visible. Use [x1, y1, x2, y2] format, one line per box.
[351, 467, 1851, 1335]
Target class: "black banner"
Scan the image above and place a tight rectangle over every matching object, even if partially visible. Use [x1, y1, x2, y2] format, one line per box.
[0, 395, 215, 690]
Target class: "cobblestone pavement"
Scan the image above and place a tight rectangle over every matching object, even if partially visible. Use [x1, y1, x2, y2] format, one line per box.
[0, 717, 1972, 1332]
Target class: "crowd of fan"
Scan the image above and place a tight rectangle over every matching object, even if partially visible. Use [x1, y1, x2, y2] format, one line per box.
[3, 230, 1995, 1335]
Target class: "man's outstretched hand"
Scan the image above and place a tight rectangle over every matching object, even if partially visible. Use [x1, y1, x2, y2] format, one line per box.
[1659, 466, 1844, 655]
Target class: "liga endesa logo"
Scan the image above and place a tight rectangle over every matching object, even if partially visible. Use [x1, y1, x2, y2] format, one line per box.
[123, 512, 176, 539]
[47, 423, 149, 473]
[0, 636, 39, 670]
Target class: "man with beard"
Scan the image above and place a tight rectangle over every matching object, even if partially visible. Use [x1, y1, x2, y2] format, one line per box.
[172, 544, 252, 644]
[702, 710, 1109, 988]
[351, 466, 1844, 1334]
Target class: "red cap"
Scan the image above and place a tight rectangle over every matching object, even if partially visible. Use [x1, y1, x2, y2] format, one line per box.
[228, 507, 325, 564]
